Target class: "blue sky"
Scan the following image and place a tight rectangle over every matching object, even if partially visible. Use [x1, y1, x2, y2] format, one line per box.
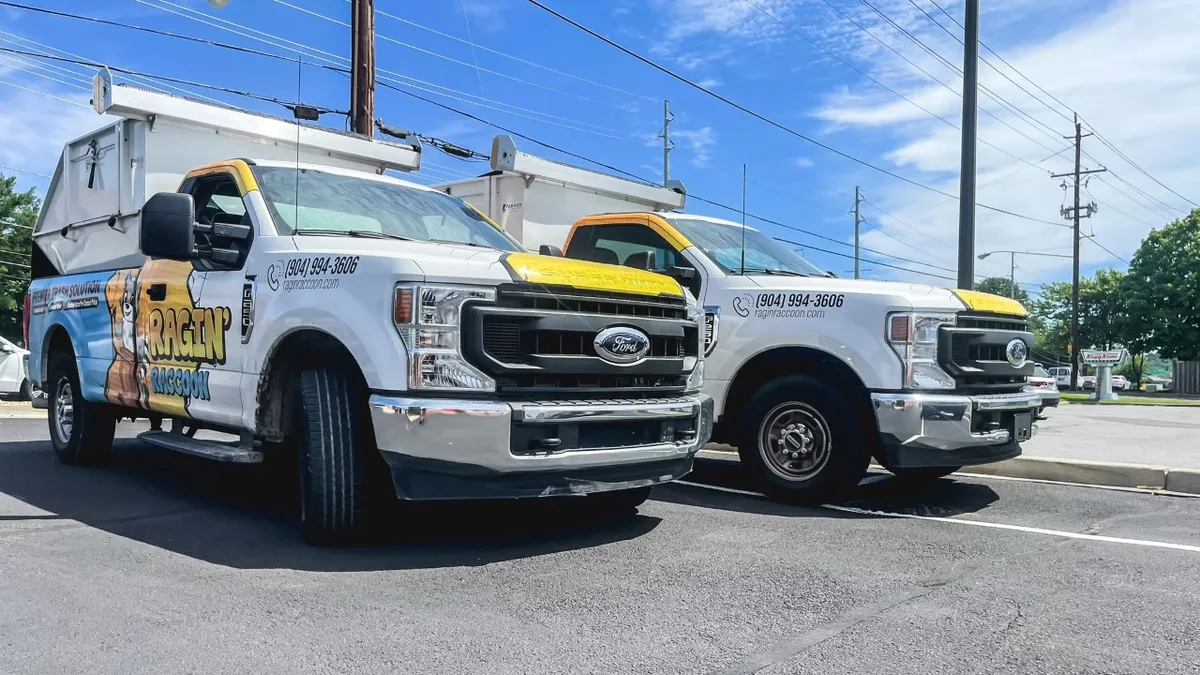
[3, 0, 1198, 291]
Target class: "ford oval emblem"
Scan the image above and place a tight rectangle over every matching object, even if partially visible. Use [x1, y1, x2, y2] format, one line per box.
[1005, 338, 1028, 368]
[594, 326, 651, 365]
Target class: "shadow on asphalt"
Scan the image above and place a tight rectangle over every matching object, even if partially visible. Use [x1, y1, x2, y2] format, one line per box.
[654, 456, 1001, 519]
[0, 438, 661, 572]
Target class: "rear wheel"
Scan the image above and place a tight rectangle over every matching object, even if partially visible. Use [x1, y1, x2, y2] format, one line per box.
[737, 375, 868, 504]
[48, 353, 115, 465]
[296, 367, 376, 546]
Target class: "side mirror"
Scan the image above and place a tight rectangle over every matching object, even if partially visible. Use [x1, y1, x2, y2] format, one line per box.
[667, 265, 696, 281]
[539, 244, 563, 257]
[826, 270, 838, 278]
[0, 344, 13, 354]
[140, 192, 196, 260]
[624, 251, 655, 270]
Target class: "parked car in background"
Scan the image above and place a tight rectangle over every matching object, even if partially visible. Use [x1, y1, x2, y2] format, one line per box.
[1027, 364, 1060, 415]
[1048, 366, 1073, 389]
[1111, 375, 1131, 391]
[1081, 376, 1098, 390]
[0, 334, 37, 401]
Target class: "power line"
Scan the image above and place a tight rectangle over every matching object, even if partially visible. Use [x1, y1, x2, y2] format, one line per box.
[358, 0, 657, 102]
[773, 236, 955, 281]
[0, 47, 349, 115]
[0, 164, 50, 179]
[925, 0, 1197, 210]
[904, 0, 1075, 126]
[1091, 175, 1176, 224]
[738, 0, 1049, 171]
[0, 272, 30, 283]
[523, 0, 1069, 229]
[1085, 237, 1128, 265]
[0, 76, 87, 107]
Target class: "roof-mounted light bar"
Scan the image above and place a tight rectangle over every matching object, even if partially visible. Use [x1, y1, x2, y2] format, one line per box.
[489, 135, 686, 212]
[91, 67, 421, 173]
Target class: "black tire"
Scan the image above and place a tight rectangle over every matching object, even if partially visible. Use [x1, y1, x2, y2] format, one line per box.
[584, 486, 652, 515]
[19, 378, 33, 402]
[737, 375, 868, 504]
[47, 353, 115, 465]
[296, 367, 373, 546]
[887, 466, 960, 482]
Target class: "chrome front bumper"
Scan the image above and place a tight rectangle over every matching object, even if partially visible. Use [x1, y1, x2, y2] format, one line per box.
[872, 390, 1041, 468]
[368, 393, 714, 498]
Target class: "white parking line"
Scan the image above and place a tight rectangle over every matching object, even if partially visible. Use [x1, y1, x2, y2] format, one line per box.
[673, 480, 1200, 554]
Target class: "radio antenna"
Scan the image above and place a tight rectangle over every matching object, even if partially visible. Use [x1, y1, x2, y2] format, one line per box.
[740, 163, 747, 274]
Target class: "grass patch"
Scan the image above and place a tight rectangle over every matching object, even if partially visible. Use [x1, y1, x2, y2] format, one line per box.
[1061, 392, 1200, 406]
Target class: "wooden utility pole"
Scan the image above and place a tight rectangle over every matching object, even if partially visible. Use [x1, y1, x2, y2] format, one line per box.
[350, 0, 375, 136]
[1051, 112, 1105, 391]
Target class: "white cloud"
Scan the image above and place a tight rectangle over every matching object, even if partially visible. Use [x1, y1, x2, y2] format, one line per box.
[793, 156, 814, 168]
[813, 0, 1200, 285]
[460, 0, 506, 32]
[0, 85, 101, 189]
[674, 126, 717, 167]
[696, 77, 722, 89]
[651, 0, 801, 42]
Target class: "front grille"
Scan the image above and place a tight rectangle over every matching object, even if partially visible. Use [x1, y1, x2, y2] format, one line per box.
[496, 285, 689, 320]
[939, 313, 1034, 393]
[465, 285, 697, 397]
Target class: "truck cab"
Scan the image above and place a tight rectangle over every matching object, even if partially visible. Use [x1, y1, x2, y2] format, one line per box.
[440, 136, 1042, 504]
[23, 71, 712, 545]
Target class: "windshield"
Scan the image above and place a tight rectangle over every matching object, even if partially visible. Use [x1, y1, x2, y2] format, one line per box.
[253, 167, 523, 252]
[666, 216, 825, 276]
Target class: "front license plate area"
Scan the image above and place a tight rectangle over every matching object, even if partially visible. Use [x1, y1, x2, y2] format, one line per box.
[1011, 412, 1033, 443]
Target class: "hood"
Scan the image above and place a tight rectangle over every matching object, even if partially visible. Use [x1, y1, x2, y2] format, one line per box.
[290, 238, 685, 299]
[746, 276, 1026, 316]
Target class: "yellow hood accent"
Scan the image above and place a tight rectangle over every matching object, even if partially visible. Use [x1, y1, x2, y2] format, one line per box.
[952, 289, 1028, 317]
[503, 252, 683, 298]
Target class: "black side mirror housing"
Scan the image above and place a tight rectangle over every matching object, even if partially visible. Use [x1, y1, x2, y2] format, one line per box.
[539, 244, 563, 257]
[667, 265, 697, 281]
[826, 270, 838, 278]
[624, 251, 655, 270]
[141, 192, 197, 260]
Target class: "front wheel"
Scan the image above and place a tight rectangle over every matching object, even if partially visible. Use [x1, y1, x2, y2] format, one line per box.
[737, 375, 869, 504]
[48, 354, 115, 465]
[296, 367, 377, 546]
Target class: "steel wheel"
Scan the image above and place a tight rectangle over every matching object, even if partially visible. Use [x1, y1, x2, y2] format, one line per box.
[53, 376, 74, 445]
[757, 401, 832, 481]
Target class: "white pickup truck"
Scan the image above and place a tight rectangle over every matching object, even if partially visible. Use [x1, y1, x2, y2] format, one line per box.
[22, 72, 712, 544]
[441, 137, 1041, 503]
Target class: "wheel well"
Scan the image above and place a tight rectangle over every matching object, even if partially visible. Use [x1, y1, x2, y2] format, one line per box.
[255, 329, 368, 443]
[719, 347, 877, 445]
[42, 324, 74, 380]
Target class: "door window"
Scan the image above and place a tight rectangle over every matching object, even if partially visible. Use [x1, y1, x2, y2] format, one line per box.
[184, 174, 254, 270]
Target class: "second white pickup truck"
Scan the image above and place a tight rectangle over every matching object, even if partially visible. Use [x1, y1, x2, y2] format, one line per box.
[441, 137, 1042, 503]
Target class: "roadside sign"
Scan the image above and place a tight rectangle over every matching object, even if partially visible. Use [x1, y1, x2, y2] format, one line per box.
[1081, 349, 1125, 365]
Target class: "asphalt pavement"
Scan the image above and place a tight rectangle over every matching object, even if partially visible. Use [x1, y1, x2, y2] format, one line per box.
[2, 417, 1199, 675]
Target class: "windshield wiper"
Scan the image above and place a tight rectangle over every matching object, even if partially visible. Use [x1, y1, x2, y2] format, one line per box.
[730, 267, 809, 277]
[427, 238, 494, 250]
[296, 228, 415, 242]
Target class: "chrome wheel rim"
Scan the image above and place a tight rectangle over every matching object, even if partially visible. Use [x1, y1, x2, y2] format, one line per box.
[53, 377, 74, 444]
[758, 402, 832, 480]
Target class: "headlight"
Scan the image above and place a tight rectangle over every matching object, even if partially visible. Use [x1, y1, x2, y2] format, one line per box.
[394, 284, 496, 391]
[887, 312, 956, 390]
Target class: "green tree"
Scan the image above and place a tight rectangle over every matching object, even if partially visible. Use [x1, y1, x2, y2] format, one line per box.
[0, 174, 38, 343]
[1124, 209, 1200, 360]
[974, 275, 1032, 306]
[1028, 281, 1072, 358]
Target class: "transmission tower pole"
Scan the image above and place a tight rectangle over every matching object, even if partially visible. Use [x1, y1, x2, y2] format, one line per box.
[1051, 112, 1105, 390]
[852, 186, 863, 279]
[350, 0, 375, 136]
[659, 100, 674, 185]
[956, 0, 979, 290]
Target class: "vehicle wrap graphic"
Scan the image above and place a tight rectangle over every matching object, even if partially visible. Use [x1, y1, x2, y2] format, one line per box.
[32, 262, 232, 418]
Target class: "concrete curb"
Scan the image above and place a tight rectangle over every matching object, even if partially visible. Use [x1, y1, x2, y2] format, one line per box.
[696, 446, 1200, 497]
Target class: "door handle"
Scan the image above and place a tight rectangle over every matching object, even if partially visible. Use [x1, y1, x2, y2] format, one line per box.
[147, 283, 167, 301]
